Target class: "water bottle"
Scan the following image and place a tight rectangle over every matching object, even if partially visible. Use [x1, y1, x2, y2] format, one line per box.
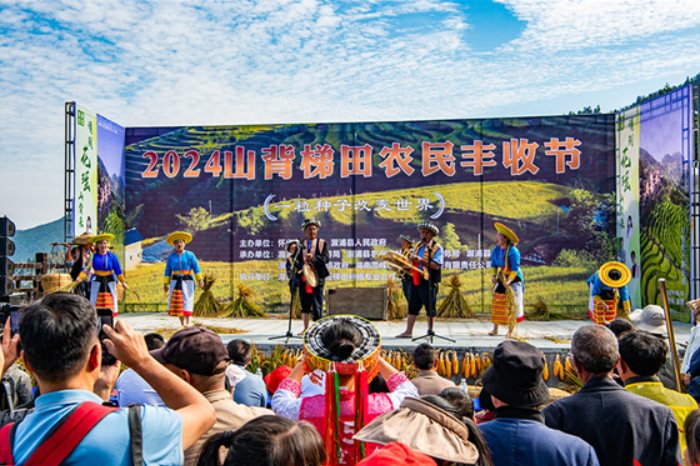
[459, 378, 468, 393]
[256, 367, 263, 379]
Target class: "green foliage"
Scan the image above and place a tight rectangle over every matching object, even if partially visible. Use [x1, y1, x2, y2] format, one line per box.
[176, 206, 211, 234]
[441, 223, 467, 253]
[558, 190, 614, 264]
[552, 249, 596, 269]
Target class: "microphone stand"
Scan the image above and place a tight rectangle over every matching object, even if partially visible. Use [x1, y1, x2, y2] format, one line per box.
[270, 239, 303, 343]
[413, 238, 455, 344]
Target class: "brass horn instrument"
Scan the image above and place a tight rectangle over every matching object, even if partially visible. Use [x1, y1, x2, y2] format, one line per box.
[379, 250, 429, 280]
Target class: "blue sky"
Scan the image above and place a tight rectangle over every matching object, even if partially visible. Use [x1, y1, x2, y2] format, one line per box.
[1, 0, 700, 229]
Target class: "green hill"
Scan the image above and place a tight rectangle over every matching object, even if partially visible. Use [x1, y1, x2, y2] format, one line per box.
[12, 218, 64, 262]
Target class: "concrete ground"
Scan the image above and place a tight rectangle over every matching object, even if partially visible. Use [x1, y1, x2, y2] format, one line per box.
[118, 312, 694, 355]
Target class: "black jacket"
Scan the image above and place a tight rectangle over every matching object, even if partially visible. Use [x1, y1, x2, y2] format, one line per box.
[542, 376, 681, 466]
[294, 238, 330, 286]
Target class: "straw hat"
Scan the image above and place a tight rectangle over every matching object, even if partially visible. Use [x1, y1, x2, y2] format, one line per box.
[354, 397, 479, 464]
[166, 231, 192, 246]
[303, 315, 381, 381]
[72, 231, 95, 246]
[89, 233, 115, 244]
[494, 222, 519, 244]
[598, 261, 631, 288]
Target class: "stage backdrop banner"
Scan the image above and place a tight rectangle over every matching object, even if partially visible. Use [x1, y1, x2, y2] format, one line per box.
[123, 116, 616, 315]
[96, 114, 126, 266]
[635, 85, 694, 320]
[615, 107, 642, 309]
[73, 103, 98, 237]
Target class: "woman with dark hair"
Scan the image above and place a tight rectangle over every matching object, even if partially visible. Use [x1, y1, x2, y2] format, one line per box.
[436, 388, 475, 422]
[195, 415, 325, 466]
[272, 316, 418, 466]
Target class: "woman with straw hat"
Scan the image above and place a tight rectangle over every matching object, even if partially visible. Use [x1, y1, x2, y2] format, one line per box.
[587, 261, 631, 325]
[164, 231, 204, 327]
[272, 316, 419, 466]
[63, 231, 94, 297]
[489, 223, 524, 338]
[76, 233, 128, 318]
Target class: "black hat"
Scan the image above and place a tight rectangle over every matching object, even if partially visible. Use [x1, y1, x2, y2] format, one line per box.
[482, 340, 549, 408]
[151, 326, 229, 376]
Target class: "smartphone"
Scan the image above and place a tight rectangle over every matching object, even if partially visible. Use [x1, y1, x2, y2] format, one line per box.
[99, 314, 114, 330]
[9, 308, 20, 333]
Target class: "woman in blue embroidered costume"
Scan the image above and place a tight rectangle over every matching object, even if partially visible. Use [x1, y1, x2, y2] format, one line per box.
[587, 261, 631, 325]
[76, 233, 129, 318]
[164, 231, 204, 327]
[489, 223, 524, 338]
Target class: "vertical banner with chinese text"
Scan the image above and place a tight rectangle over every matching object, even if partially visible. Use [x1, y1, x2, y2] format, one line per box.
[615, 107, 642, 309]
[73, 104, 98, 237]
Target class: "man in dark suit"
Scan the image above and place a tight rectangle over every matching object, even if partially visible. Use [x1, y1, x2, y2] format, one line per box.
[295, 218, 330, 333]
[542, 324, 681, 466]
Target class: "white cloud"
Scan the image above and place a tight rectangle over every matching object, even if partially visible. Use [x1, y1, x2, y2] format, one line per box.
[0, 0, 699, 228]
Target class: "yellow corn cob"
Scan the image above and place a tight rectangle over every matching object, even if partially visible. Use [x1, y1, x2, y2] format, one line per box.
[446, 353, 453, 378]
[395, 353, 403, 371]
[475, 354, 482, 372]
[554, 355, 564, 379]
[452, 351, 459, 375]
[470, 352, 477, 378]
[543, 356, 549, 381]
[565, 356, 572, 374]
[463, 355, 470, 378]
[439, 353, 447, 376]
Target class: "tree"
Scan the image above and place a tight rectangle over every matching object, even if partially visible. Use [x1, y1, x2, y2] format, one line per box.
[176, 206, 211, 234]
[440, 222, 467, 253]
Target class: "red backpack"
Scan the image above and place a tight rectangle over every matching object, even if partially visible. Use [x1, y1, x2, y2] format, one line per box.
[0, 401, 143, 466]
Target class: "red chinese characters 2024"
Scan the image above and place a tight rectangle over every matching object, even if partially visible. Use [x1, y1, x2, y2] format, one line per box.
[140, 138, 582, 179]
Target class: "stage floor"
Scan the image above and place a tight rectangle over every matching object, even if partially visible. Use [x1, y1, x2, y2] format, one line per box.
[117, 313, 694, 355]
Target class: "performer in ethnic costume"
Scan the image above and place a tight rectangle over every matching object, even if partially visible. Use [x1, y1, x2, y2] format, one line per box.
[286, 239, 301, 309]
[64, 231, 94, 298]
[396, 222, 443, 338]
[397, 234, 414, 304]
[294, 219, 330, 334]
[164, 231, 204, 327]
[76, 233, 128, 318]
[489, 223, 524, 338]
[587, 261, 631, 325]
[271, 316, 418, 466]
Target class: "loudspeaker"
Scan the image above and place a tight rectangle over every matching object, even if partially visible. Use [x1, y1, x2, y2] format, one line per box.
[0, 277, 14, 296]
[0, 217, 15, 238]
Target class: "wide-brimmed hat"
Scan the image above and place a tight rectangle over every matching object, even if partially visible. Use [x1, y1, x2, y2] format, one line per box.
[151, 326, 230, 376]
[303, 315, 381, 381]
[630, 305, 667, 335]
[417, 222, 439, 236]
[482, 340, 550, 408]
[301, 218, 321, 231]
[264, 365, 293, 394]
[354, 397, 479, 464]
[399, 234, 414, 244]
[72, 231, 95, 246]
[494, 222, 519, 244]
[166, 231, 192, 246]
[89, 233, 115, 244]
[285, 239, 300, 253]
[598, 261, 631, 288]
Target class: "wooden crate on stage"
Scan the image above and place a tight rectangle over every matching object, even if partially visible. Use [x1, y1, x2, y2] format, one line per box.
[325, 287, 387, 321]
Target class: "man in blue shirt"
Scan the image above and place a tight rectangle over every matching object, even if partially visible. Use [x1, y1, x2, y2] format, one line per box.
[396, 222, 444, 338]
[227, 339, 268, 407]
[2, 292, 215, 466]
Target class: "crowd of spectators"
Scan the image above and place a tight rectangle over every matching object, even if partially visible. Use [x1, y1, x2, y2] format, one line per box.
[3, 292, 700, 466]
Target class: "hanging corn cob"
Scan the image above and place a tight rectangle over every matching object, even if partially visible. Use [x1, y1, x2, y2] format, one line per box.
[463, 353, 470, 379]
[470, 352, 477, 378]
[452, 351, 459, 376]
[542, 352, 549, 381]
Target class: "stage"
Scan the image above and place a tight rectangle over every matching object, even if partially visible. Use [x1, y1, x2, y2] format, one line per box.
[118, 312, 694, 356]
